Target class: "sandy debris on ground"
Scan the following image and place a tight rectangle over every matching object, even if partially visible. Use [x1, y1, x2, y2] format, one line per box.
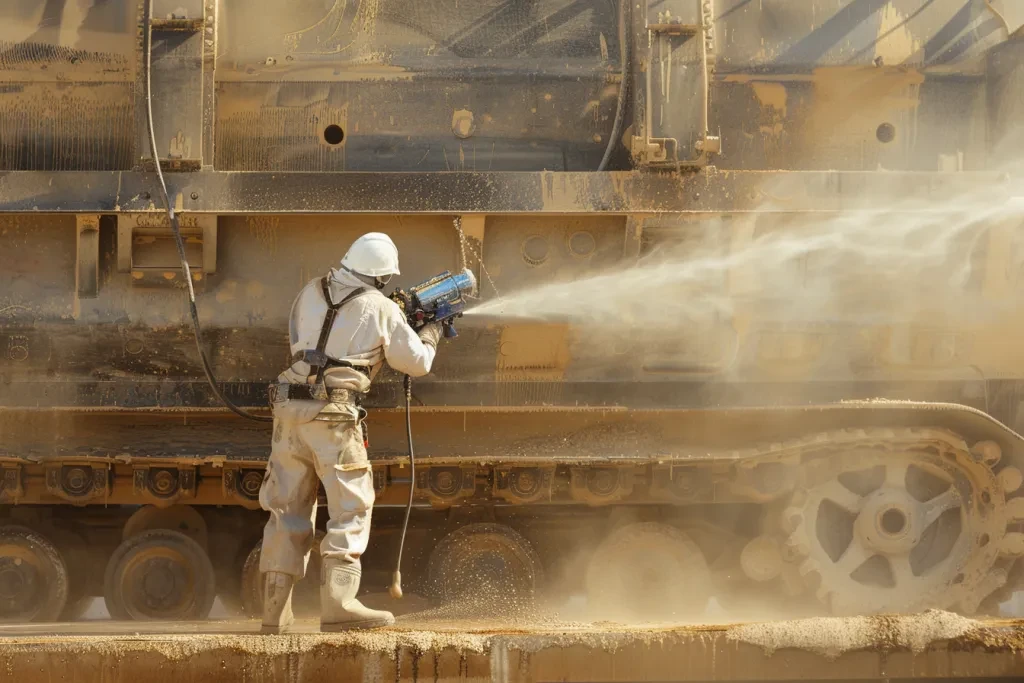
[0, 628, 489, 660]
[0, 622, 698, 661]
[727, 609, 979, 658]
[0, 610, 1018, 662]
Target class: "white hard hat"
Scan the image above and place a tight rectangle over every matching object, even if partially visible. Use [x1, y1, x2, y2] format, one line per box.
[340, 232, 400, 277]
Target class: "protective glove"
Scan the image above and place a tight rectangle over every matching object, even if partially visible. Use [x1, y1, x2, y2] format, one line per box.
[418, 322, 443, 349]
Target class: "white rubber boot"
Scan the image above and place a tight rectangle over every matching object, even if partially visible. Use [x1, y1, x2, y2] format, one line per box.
[320, 560, 395, 631]
[261, 571, 296, 634]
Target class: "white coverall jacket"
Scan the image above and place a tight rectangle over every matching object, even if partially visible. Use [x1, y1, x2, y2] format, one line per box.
[258, 267, 436, 577]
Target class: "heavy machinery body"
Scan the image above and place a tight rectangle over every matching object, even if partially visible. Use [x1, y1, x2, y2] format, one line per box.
[1, 0, 1024, 624]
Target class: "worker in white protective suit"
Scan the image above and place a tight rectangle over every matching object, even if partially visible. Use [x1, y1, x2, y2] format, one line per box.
[258, 232, 442, 633]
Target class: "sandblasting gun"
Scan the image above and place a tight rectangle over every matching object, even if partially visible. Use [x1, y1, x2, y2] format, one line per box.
[389, 268, 477, 338]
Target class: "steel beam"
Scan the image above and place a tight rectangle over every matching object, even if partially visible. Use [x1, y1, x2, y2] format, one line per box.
[0, 170, 1012, 215]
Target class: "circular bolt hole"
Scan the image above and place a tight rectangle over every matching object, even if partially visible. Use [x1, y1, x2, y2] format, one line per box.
[880, 508, 907, 534]
[568, 231, 597, 257]
[876, 123, 896, 143]
[190, 192, 199, 200]
[522, 235, 550, 266]
[323, 124, 345, 145]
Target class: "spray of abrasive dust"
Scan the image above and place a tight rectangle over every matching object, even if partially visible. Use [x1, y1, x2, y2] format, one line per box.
[450, 161, 1024, 627]
[464, 167, 1023, 332]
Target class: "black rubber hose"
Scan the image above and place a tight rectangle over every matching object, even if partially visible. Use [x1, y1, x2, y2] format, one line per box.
[597, 0, 630, 171]
[144, 1, 271, 423]
[389, 373, 415, 599]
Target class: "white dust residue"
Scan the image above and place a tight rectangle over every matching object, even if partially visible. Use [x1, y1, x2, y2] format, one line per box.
[728, 610, 978, 659]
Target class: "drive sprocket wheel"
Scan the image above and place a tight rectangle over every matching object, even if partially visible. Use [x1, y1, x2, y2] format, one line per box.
[782, 431, 1021, 615]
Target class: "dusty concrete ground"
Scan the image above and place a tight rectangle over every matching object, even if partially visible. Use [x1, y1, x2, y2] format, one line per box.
[0, 612, 1021, 683]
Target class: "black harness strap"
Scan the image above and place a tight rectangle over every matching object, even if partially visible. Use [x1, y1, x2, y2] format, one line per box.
[308, 277, 371, 386]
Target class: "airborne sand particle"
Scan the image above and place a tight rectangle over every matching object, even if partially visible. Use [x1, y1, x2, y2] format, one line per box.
[466, 169, 1024, 336]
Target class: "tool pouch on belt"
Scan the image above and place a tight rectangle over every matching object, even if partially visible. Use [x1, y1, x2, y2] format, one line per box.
[315, 402, 370, 448]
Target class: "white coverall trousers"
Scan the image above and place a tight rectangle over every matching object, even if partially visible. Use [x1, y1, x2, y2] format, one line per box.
[258, 396, 375, 577]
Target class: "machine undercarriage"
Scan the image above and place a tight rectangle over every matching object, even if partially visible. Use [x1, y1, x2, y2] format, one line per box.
[1, 401, 1022, 624]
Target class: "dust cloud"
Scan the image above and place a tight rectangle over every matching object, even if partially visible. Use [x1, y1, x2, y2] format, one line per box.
[466, 167, 1023, 336]
[460, 157, 1024, 624]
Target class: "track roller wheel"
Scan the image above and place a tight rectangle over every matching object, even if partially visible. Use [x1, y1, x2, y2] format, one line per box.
[123, 505, 208, 550]
[427, 523, 544, 608]
[0, 525, 69, 623]
[104, 529, 215, 620]
[240, 531, 325, 618]
[585, 522, 711, 622]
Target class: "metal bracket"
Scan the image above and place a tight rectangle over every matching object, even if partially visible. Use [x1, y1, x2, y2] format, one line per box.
[138, 0, 206, 171]
[493, 466, 554, 504]
[0, 465, 23, 504]
[76, 215, 101, 299]
[648, 17, 700, 35]
[117, 213, 217, 286]
[649, 464, 712, 503]
[569, 466, 635, 505]
[633, 1, 719, 168]
[372, 467, 388, 494]
[223, 466, 265, 508]
[201, 0, 218, 167]
[45, 464, 108, 505]
[415, 466, 477, 507]
[132, 466, 197, 506]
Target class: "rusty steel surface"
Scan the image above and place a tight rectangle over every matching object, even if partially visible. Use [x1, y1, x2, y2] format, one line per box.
[0, 1, 1021, 174]
[0, 614, 1021, 682]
